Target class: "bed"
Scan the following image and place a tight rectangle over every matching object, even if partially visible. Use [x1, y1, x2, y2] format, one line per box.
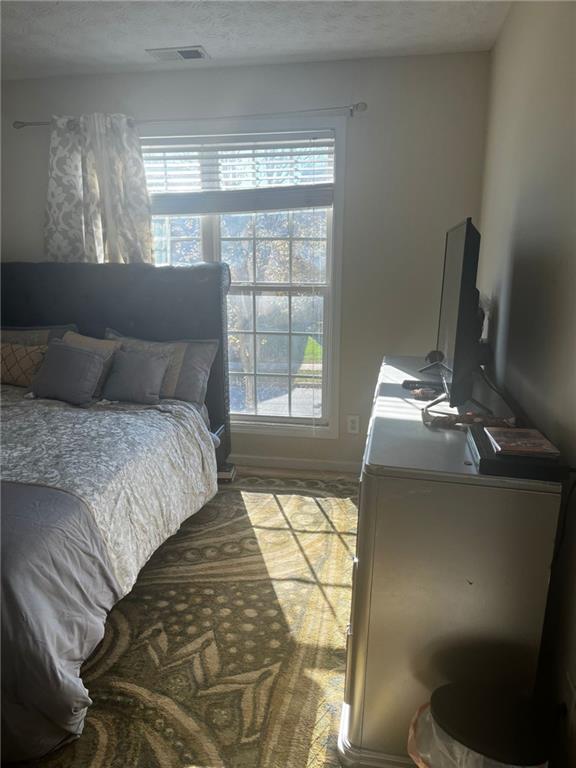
[0, 261, 231, 761]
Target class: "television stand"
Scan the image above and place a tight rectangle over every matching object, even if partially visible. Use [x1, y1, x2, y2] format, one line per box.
[422, 391, 448, 410]
[423, 392, 493, 415]
[418, 359, 451, 375]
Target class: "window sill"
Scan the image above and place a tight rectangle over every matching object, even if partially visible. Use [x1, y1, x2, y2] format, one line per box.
[231, 419, 338, 440]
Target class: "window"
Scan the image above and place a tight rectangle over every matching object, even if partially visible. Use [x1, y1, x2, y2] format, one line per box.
[142, 129, 339, 433]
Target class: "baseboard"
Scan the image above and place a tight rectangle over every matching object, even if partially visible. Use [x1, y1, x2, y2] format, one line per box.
[229, 452, 361, 476]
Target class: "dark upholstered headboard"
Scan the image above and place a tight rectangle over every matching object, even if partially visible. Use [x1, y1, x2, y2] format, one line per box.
[1, 261, 231, 465]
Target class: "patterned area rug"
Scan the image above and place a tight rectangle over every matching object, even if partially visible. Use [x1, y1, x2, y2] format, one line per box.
[36, 474, 358, 768]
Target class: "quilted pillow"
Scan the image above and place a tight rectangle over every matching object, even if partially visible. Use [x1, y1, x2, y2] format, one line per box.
[1, 343, 47, 388]
[105, 329, 218, 406]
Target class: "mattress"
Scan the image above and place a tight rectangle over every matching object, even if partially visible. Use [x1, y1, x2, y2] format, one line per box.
[0, 385, 218, 760]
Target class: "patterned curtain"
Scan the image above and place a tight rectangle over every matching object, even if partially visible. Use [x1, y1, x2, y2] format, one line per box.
[44, 114, 153, 263]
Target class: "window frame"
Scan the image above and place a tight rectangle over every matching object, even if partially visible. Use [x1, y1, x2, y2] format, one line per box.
[141, 116, 345, 439]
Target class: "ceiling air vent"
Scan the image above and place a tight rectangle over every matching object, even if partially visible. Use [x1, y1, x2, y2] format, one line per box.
[146, 46, 210, 62]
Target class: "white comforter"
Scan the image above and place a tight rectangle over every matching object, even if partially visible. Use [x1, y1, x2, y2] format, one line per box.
[1, 384, 218, 595]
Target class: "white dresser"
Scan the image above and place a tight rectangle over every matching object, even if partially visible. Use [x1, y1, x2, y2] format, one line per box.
[338, 357, 561, 768]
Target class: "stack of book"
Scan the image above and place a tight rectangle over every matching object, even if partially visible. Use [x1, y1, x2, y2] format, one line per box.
[468, 426, 566, 482]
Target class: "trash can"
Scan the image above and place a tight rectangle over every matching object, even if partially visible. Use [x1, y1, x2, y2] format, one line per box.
[408, 684, 551, 768]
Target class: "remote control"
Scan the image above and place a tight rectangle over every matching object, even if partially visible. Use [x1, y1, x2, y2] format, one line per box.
[401, 379, 443, 390]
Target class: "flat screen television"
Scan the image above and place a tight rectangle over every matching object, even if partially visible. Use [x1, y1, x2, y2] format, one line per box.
[435, 217, 482, 406]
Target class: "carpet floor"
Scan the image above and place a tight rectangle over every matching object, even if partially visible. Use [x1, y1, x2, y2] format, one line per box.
[36, 473, 358, 768]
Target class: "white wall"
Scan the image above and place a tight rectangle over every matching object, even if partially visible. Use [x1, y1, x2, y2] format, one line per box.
[478, 3, 576, 764]
[1, 54, 490, 469]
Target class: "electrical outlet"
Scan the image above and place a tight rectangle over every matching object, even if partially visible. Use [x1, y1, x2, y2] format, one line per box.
[347, 415, 360, 435]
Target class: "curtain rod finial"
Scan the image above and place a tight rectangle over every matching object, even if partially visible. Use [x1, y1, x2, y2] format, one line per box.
[13, 121, 27, 129]
[351, 102, 368, 115]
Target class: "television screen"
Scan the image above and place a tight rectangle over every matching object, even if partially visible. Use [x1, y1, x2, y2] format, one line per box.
[436, 218, 481, 406]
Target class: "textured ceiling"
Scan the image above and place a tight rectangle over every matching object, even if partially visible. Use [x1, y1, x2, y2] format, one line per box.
[1, 1, 510, 81]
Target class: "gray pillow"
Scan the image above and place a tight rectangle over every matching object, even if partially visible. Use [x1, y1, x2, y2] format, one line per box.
[62, 331, 120, 398]
[105, 329, 218, 406]
[102, 348, 170, 405]
[32, 339, 104, 406]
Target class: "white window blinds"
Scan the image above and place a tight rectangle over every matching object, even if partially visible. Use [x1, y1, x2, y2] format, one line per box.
[142, 131, 335, 215]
